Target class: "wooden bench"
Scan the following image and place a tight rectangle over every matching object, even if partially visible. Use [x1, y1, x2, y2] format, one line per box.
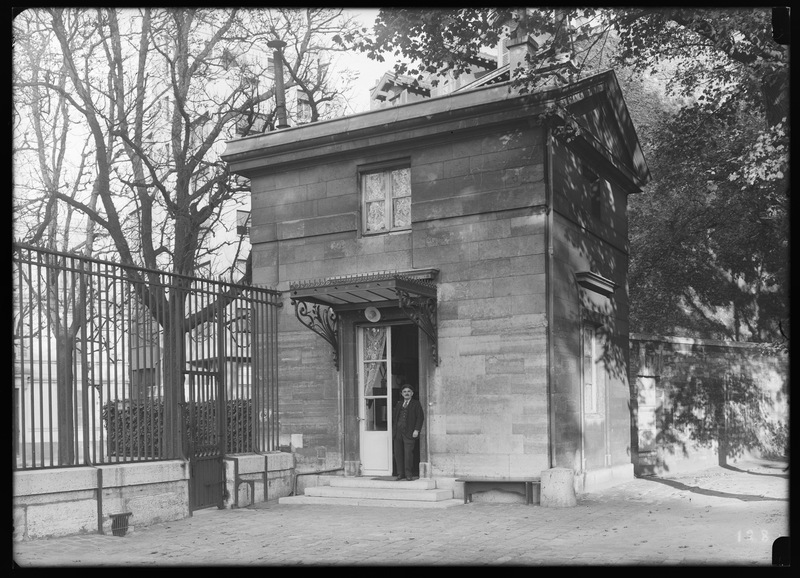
[456, 477, 540, 505]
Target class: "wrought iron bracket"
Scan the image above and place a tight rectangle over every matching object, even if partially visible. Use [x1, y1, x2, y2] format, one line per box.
[292, 299, 340, 370]
[397, 288, 439, 366]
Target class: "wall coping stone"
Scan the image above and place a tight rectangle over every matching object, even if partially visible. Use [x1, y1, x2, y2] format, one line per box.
[98, 460, 189, 487]
[265, 451, 295, 471]
[631, 333, 785, 352]
[14, 467, 97, 497]
[226, 453, 268, 475]
[14, 461, 193, 498]
[226, 452, 294, 473]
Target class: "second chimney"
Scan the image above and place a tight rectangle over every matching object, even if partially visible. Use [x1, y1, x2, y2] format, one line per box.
[267, 39, 290, 130]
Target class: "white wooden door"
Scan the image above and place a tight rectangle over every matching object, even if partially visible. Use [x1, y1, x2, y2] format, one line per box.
[358, 325, 393, 476]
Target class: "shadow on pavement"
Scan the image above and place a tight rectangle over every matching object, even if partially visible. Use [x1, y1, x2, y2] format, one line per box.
[643, 476, 788, 502]
[720, 464, 789, 478]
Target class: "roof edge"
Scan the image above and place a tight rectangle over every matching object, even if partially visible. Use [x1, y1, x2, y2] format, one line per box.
[222, 71, 619, 166]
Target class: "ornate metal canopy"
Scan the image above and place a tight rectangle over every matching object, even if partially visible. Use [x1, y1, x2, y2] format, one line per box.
[289, 270, 439, 370]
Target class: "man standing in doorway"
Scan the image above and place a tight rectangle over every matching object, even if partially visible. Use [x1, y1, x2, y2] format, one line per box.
[392, 385, 424, 481]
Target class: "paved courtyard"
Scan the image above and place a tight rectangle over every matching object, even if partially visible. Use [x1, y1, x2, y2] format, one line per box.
[12, 457, 789, 567]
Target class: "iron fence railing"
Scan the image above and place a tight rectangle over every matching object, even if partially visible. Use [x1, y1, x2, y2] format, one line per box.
[12, 243, 281, 470]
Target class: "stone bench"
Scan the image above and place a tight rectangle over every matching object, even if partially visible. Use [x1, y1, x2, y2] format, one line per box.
[455, 477, 541, 505]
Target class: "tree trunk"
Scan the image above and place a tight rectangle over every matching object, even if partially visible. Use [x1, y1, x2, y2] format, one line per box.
[160, 288, 189, 459]
[56, 334, 76, 465]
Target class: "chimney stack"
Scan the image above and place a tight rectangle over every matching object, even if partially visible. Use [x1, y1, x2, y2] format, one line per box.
[267, 39, 290, 129]
[506, 26, 539, 74]
[505, 9, 577, 86]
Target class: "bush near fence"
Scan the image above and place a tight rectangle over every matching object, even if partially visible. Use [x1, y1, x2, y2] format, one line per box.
[102, 398, 254, 457]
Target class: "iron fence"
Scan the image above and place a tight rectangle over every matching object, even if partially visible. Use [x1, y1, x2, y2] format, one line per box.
[12, 243, 281, 470]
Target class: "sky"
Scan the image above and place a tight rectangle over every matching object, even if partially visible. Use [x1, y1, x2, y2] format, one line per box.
[339, 8, 397, 114]
[12, 7, 400, 269]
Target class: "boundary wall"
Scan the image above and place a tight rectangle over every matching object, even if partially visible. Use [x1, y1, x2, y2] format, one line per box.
[13, 452, 295, 542]
[630, 334, 788, 476]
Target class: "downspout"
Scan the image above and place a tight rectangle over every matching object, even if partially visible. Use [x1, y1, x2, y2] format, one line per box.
[605, 342, 611, 467]
[578, 311, 586, 475]
[544, 128, 557, 469]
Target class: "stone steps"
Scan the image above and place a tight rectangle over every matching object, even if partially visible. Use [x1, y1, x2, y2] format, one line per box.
[278, 476, 464, 509]
[306, 485, 453, 501]
[329, 477, 437, 490]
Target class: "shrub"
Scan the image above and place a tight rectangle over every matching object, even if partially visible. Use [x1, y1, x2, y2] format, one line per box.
[102, 398, 166, 458]
[103, 397, 255, 457]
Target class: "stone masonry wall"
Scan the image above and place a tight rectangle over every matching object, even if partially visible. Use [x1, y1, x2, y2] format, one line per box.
[421, 208, 550, 478]
[249, 121, 552, 477]
[411, 125, 551, 479]
[549, 136, 634, 479]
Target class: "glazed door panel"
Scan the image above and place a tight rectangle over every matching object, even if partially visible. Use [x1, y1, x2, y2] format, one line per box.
[358, 325, 393, 475]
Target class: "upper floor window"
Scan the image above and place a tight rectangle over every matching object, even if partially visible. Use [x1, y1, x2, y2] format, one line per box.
[581, 164, 604, 220]
[297, 95, 312, 124]
[361, 166, 411, 234]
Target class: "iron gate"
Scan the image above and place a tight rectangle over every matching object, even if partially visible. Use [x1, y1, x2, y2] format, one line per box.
[185, 369, 225, 510]
[13, 243, 282, 490]
[181, 280, 230, 512]
[178, 273, 283, 511]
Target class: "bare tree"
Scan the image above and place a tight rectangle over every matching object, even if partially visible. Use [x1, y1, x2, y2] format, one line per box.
[12, 7, 364, 458]
[13, 13, 109, 462]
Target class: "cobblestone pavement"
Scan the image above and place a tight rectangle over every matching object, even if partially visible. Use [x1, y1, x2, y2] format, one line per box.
[12, 457, 790, 567]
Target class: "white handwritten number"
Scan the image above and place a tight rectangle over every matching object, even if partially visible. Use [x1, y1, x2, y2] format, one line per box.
[737, 529, 768, 543]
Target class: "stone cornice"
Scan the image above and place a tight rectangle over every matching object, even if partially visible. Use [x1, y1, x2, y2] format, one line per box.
[222, 71, 629, 177]
[575, 271, 617, 297]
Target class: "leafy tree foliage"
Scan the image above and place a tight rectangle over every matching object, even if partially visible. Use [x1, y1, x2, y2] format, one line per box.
[339, 8, 514, 82]
[628, 103, 788, 343]
[614, 8, 788, 127]
[352, 8, 787, 126]
[352, 8, 788, 345]
[615, 8, 789, 345]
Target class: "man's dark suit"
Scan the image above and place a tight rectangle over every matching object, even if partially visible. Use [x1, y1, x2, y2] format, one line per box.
[392, 397, 424, 479]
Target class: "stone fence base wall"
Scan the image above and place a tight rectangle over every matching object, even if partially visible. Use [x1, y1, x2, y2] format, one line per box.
[13, 461, 189, 542]
[13, 452, 295, 542]
[223, 452, 294, 508]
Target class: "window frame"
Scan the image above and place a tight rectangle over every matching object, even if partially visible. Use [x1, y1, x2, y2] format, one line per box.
[582, 323, 600, 415]
[359, 160, 412, 235]
[296, 94, 312, 124]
